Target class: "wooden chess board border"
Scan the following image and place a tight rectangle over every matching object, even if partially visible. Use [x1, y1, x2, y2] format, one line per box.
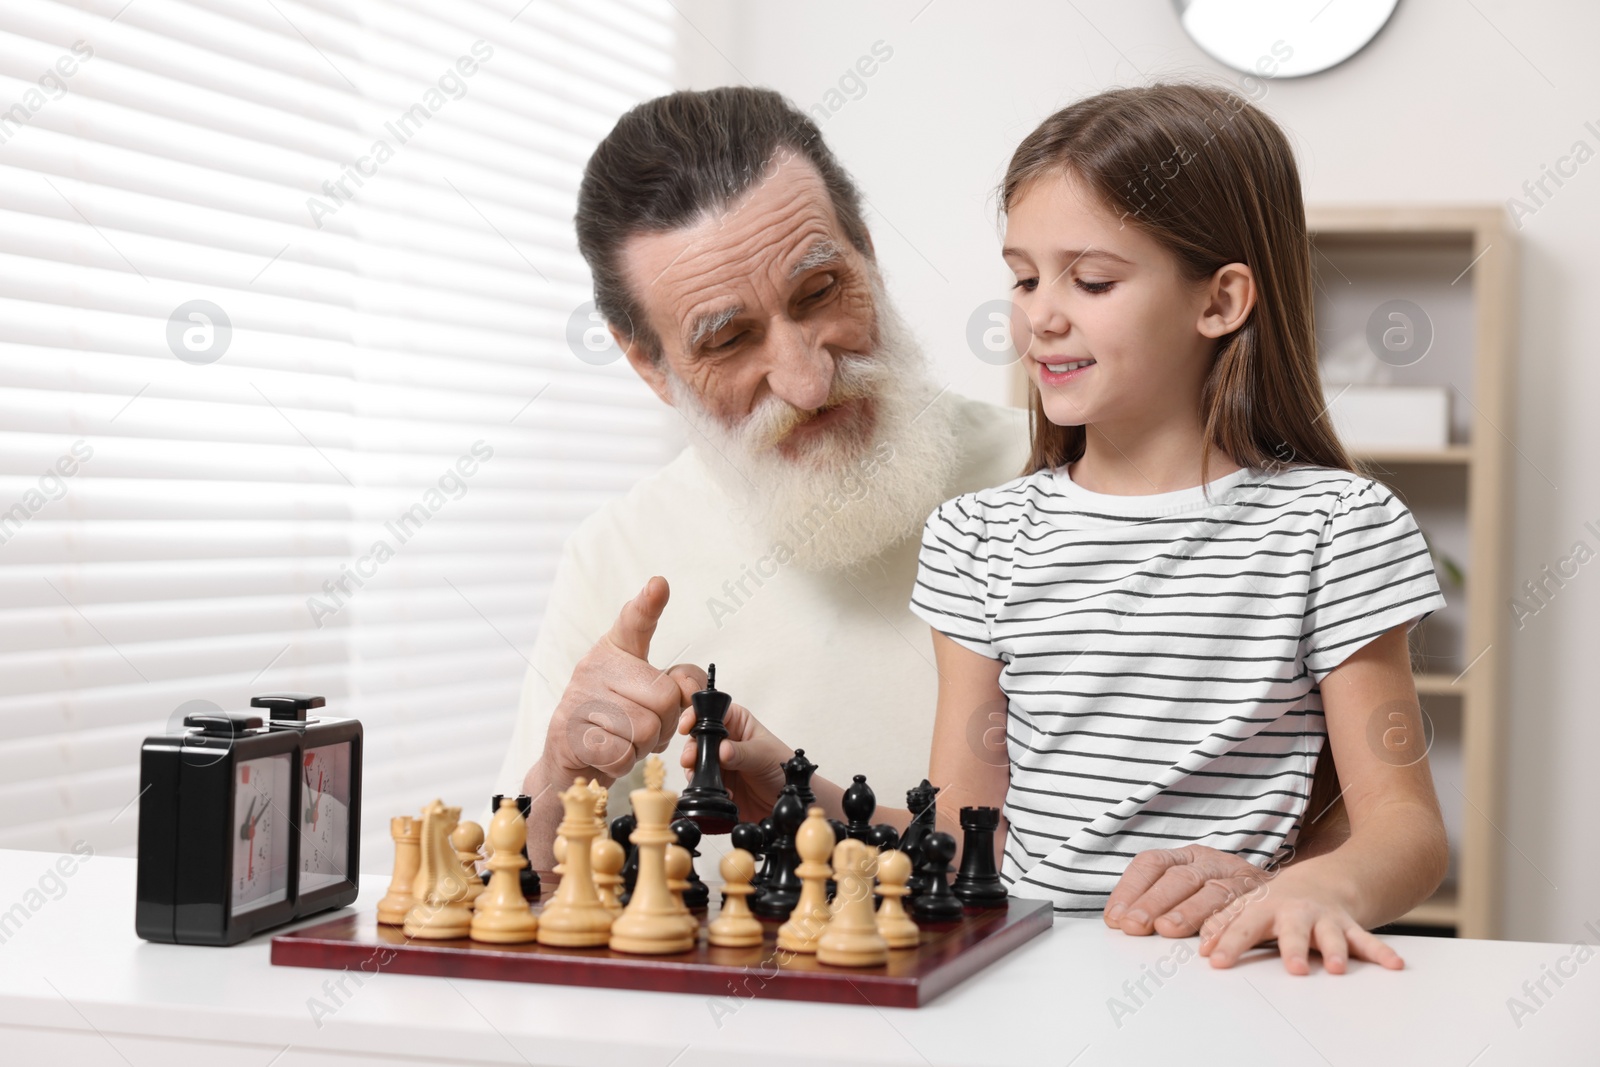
[270, 897, 1052, 1008]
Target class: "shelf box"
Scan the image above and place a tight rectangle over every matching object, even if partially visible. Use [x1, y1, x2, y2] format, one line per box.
[1323, 385, 1450, 451]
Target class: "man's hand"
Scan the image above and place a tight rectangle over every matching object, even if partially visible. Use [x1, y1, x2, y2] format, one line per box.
[1102, 844, 1272, 939]
[677, 702, 790, 823]
[536, 575, 704, 788]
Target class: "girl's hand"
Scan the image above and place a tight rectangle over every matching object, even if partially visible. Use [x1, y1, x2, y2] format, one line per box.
[1197, 866, 1404, 975]
[676, 703, 790, 822]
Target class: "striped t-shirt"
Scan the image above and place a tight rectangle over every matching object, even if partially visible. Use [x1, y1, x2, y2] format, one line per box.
[908, 462, 1446, 915]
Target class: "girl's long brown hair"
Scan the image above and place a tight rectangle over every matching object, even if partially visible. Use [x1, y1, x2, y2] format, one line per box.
[1001, 81, 1361, 490]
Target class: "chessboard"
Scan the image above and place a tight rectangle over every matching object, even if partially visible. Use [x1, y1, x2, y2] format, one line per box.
[271, 893, 1052, 1009]
[276, 693, 1053, 1009]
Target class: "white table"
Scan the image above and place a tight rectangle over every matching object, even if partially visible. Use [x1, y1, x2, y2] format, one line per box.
[0, 848, 1589, 1066]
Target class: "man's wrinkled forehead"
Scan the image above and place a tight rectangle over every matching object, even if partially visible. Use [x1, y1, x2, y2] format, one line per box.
[619, 159, 854, 348]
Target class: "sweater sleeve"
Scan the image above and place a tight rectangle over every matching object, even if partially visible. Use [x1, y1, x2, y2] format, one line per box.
[1300, 478, 1447, 683]
[908, 494, 998, 658]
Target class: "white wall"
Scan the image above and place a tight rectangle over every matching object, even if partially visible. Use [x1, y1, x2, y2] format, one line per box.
[673, 0, 1600, 944]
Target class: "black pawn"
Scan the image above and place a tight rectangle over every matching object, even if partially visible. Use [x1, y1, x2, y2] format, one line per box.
[729, 821, 766, 898]
[751, 786, 805, 919]
[909, 831, 963, 923]
[868, 823, 900, 852]
[671, 818, 710, 911]
[611, 812, 638, 906]
[781, 749, 818, 808]
[842, 775, 877, 842]
[489, 793, 541, 900]
[901, 779, 940, 897]
[675, 664, 740, 835]
[951, 806, 1008, 909]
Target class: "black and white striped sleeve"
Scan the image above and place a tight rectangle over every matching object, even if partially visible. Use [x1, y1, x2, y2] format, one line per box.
[908, 495, 997, 658]
[1300, 478, 1447, 682]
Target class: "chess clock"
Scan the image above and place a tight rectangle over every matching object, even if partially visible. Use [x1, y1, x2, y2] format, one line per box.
[135, 693, 363, 945]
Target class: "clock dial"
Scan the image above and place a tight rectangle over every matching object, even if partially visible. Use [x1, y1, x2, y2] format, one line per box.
[231, 753, 290, 915]
[299, 742, 351, 893]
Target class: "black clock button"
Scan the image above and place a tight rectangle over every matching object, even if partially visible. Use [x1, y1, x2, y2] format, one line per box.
[183, 712, 263, 737]
[250, 693, 326, 721]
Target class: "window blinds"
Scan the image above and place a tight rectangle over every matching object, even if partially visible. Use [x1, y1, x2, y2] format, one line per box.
[0, 0, 678, 868]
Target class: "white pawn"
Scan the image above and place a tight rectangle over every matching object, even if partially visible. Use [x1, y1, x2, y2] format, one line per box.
[471, 799, 539, 943]
[874, 849, 920, 949]
[708, 849, 763, 948]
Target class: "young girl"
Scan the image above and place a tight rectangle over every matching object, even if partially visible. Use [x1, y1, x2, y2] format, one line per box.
[682, 81, 1450, 975]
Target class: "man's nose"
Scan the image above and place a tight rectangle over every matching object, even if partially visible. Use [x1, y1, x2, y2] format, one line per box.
[760, 319, 833, 411]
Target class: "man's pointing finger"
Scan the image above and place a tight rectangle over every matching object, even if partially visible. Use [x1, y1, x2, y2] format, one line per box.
[605, 575, 670, 661]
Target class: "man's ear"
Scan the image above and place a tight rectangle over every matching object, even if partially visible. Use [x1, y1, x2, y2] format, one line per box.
[616, 325, 674, 406]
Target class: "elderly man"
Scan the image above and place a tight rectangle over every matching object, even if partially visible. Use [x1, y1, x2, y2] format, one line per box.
[497, 86, 1343, 939]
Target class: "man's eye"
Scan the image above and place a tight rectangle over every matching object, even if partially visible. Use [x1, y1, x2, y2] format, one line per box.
[1076, 279, 1114, 294]
[707, 332, 744, 351]
[1011, 277, 1038, 292]
[803, 279, 836, 303]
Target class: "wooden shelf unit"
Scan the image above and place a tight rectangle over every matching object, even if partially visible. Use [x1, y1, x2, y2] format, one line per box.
[1005, 205, 1517, 939]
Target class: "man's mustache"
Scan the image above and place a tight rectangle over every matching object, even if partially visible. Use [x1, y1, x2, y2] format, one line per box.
[746, 352, 886, 453]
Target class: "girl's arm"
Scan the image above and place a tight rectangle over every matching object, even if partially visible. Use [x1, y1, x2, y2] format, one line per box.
[1201, 622, 1450, 974]
[677, 630, 1010, 866]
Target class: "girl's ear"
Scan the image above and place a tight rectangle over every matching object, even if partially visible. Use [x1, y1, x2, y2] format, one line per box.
[1197, 262, 1256, 339]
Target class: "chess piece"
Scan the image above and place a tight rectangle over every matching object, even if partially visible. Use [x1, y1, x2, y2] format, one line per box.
[377, 814, 421, 925]
[674, 664, 740, 834]
[951, 806, 1009, 909]
[470, 799, 539, 942]
[817, 839, 889, 967]
[610, 756, 696, 954]
[535, 777, 614, 946]
[873, 849, 920, 949]
[451, 820, 487, 909]
[611, 812, 639, 904]
[488, 793, 540, 900]
[708, 848, 763, 948]
[751, 786, 805, 919]
[777, 806, 834, 953]
[842, 775, 877, 842]
[781, 749, 818, 808]
[672, 818, 711, 911]
[404, 800, 473, 939]
[592, 834, 626, 916]
[825, 818, 847, 903]
[753, 817, 778, 890]
[901, 779, 940, 897]
[730, 822, 766, 894]
[868, 823, 901, 852]
[665, 843, 699, 939]
[908, 831, 964, 923]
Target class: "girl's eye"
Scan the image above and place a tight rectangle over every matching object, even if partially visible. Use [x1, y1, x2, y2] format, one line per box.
[1076, 279, 1114, 294]
[1011, 277, 1038, 292]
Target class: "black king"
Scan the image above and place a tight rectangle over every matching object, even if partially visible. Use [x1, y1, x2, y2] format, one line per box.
[674, 663, 741, 835]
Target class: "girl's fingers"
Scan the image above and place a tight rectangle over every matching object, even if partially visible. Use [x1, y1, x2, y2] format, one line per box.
[1276, 916, 1312, 976]
[1345, 925, 1405, 970]
[1207, 905, 1275, 968]
[1312, 917, 1348, 974]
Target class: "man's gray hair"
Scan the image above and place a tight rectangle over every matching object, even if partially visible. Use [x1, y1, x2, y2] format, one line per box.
[574, 87, 874, 362]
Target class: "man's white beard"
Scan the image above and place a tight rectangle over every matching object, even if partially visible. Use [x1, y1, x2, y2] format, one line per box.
[664, 276, 959, 573]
